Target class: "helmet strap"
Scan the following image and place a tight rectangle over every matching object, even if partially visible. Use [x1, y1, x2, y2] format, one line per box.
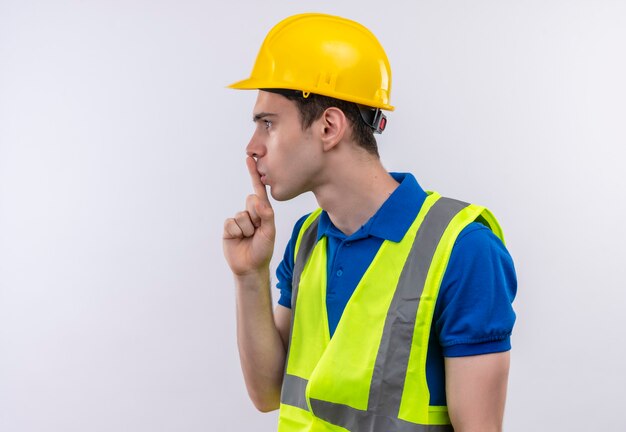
[358, 106, 387, 134]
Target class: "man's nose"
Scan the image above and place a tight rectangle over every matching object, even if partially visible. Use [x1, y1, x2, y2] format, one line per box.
[246, 132, 265, 159]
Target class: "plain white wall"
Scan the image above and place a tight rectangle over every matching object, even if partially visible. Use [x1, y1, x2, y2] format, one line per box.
[1, 1, 625, 430]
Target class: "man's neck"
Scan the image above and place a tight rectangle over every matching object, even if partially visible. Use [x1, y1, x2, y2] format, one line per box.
[313, 159, 399, 236]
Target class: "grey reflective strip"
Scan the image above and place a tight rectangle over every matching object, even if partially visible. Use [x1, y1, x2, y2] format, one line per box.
[281, 374, 310, 411]
[280, 218, 320, 410]
[291, 218, 320, 310]
[367, 197, 469, 418]
[311, 398, 453, 432]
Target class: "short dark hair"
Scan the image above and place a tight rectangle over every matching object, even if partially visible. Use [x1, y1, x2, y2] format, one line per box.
[266, 90, 379, 157]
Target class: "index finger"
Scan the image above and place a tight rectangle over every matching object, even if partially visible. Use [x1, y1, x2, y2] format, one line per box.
[246, 156, 270, 202]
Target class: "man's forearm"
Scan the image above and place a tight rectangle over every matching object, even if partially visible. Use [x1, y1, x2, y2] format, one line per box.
[235, 269, 286, 412]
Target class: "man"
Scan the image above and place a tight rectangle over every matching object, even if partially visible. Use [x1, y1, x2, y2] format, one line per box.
[223, 13, 516, 432]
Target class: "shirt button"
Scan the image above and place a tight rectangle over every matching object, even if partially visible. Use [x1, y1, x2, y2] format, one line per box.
[345, 242, 351, 247]
[336, 269, 343, 277]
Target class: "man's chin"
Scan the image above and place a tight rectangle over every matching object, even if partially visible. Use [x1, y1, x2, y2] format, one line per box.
[269, 187, 305, 202]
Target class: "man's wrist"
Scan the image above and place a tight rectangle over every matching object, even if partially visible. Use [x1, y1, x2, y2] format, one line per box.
[234, 267, 271, 290]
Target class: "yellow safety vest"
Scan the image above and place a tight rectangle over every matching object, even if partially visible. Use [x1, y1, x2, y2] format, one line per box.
[277, 192, 505, 432]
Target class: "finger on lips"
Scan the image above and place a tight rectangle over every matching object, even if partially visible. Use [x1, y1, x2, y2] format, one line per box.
[246, 157, 270, 202]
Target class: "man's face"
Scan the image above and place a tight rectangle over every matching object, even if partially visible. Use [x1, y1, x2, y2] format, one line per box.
[246, 91, 323, 201]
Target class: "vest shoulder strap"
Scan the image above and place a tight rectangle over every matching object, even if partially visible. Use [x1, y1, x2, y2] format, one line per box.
[292, 209, 322, 309]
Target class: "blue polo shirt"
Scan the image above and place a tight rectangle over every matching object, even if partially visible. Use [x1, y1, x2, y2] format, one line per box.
[276, 172, 517, 406]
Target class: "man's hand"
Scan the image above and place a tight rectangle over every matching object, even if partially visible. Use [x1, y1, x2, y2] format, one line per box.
[223, 157, 276, 277]
[223, 157, 285, 412]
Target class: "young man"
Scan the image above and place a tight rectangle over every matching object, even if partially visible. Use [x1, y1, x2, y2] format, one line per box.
[223, 13, 516, 432]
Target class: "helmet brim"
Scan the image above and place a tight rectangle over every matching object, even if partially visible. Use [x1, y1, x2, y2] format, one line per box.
[228, 78, 394, 111]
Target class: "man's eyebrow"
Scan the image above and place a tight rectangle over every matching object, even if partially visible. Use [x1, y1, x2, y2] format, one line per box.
[252, 112, 277, 122]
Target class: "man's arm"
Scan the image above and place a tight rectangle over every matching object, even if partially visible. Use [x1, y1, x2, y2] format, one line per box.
[223, 157, 290, 412]
[445, 351, 510, 432]
[234, 274, 291, 412]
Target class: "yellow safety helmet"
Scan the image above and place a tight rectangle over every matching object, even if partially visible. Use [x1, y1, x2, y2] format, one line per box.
[228, 13, 394, 111]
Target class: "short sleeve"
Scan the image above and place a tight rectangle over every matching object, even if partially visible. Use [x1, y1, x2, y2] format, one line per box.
[434, 221, 517, 357]
[275, 214, 310, 309]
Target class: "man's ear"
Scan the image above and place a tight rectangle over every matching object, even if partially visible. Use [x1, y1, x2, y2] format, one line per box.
[319, 107, 347, 152]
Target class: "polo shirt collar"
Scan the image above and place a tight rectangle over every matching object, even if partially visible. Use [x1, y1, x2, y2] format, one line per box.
[317, 172, 427, 243]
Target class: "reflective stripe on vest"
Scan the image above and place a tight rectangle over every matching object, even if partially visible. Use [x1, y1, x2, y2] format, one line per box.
[279, 193, 504, 431]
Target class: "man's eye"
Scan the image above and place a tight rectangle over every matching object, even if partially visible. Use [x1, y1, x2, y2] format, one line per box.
[264, 120, 272, 129]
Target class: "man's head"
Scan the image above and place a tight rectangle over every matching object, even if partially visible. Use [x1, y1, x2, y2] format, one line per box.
[232, 13, 394, 200]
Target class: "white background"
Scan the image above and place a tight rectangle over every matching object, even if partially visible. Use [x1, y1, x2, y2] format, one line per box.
[1, 1, 625, 431]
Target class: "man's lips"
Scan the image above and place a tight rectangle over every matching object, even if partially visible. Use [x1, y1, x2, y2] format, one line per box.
[254, 159, 269, 185]
[257, 168, 268, 184]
